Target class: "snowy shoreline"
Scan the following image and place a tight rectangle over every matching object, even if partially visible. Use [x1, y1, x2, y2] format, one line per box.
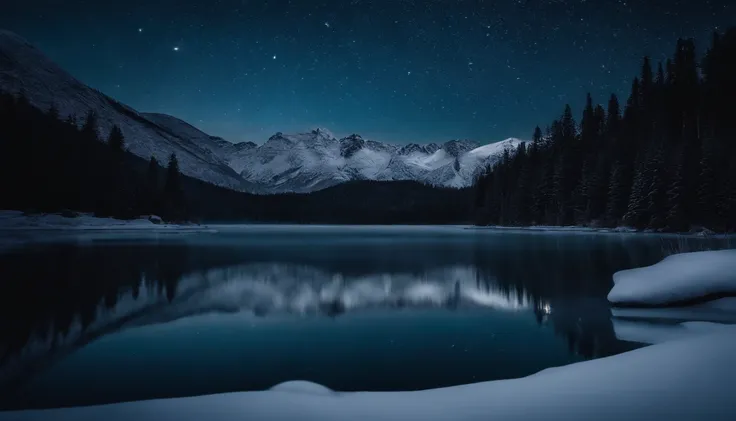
[0, 210, 206, 231]
[3, 210, 735, 236]
[470, 224, 736, 237]
[1, 326, 734, 421]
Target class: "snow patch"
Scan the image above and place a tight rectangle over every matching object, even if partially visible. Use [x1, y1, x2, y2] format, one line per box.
[608, 250, 736, 306]
[269, 381, 335, 396]
[0, 210, 204, 230]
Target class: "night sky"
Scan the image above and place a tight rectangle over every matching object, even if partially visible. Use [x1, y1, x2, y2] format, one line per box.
[1, 0, 731, 144]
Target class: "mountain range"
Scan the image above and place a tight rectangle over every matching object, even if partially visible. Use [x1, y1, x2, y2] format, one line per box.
[0, 30, 525, 194]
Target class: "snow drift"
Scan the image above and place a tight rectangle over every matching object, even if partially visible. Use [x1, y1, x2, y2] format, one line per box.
[608, 250, 736, 306]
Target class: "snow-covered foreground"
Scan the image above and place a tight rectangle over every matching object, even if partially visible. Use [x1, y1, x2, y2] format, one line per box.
[0, 211, 206, 230]
[608, 250, 736, 305]
[2, 326, 735, 421]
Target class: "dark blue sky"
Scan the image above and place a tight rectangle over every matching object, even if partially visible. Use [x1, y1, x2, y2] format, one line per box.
[1, 0, 730, 144]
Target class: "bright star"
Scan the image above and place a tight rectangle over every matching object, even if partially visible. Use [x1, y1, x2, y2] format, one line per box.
[138, 28, 143, 33]
[273, 55, 277, 59]
[173, 46, 179, 51]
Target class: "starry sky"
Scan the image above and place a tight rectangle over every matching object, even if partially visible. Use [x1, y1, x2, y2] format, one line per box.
[1, 0, 731, 144]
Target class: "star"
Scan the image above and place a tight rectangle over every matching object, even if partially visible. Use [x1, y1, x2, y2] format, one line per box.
[324, 22, 330, 28]
[273, 55, 277, 59]
[138, 28, 143, 33]
[173, 46, 179, 51]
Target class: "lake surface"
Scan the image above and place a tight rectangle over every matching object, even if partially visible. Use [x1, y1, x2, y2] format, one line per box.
[0, 225, 733, 410]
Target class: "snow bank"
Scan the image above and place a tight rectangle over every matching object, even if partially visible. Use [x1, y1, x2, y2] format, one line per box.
[608, 250, 736, 305]
[2, 327, 735, 421]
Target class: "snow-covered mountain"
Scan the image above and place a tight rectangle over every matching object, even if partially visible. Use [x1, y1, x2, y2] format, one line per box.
[141, 113, 258, 162]
[0, 30, 246, 190]
[222, 130, 525, 193]
[0, 29, 525, 194]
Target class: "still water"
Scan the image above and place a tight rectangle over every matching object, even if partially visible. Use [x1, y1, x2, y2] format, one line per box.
[0, 226, 732, 410]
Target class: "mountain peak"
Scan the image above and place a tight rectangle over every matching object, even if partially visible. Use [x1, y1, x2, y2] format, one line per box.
[339, 134, 366, 158]
[267, 132, 288, 143]
[310, 127, 336, 140]
[442, 139, 480, 157]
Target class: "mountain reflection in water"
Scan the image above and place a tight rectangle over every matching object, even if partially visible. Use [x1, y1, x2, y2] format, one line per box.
[1, 228, 732, 408]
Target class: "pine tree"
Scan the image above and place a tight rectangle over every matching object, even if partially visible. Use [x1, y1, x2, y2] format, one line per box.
[723, 155, 736, 232]
[581, 93, 596, 142]
[533, 158, 554, 224]
[107, 125, 125, 156]
[532, 126, 543, 146]
[640, 57, 654, 113]
[646, 143, 667, 229]
[81, 110, 99, 142]
[593, 105, 606, 138]
[561, 104, 576, 141]
[148, 156, 159, 186]
[514, 143, 532, 225]
[144, 156, 161, 216]
[47, 103, 60, 121]
[697, 136, 719, 228]
[575, 158, 593, 223]
[473, 171, 490, 224]
[666, 147, 688, 231]
[589, 153, 609, 221]
[656, 62, 665, 87]
[622, 156, 649, 229]
[606, 94, 621, 135]
[165, 153, 181, 196]
[163, 153, 184, 221]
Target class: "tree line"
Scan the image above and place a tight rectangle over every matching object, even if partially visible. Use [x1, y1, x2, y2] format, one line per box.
[0, 91, 188, 221]
[474, 28, 736, 232]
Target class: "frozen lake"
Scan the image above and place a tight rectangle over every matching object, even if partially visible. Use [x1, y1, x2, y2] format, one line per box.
[0, 225, 733, 410]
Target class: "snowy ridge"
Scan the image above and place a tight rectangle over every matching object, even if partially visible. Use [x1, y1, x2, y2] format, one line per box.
[0, 30, 244, 190]
[226, 132, 525, 193]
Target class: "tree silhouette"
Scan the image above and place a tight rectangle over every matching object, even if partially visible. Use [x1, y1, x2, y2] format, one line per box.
[474, 28, 736, 233]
